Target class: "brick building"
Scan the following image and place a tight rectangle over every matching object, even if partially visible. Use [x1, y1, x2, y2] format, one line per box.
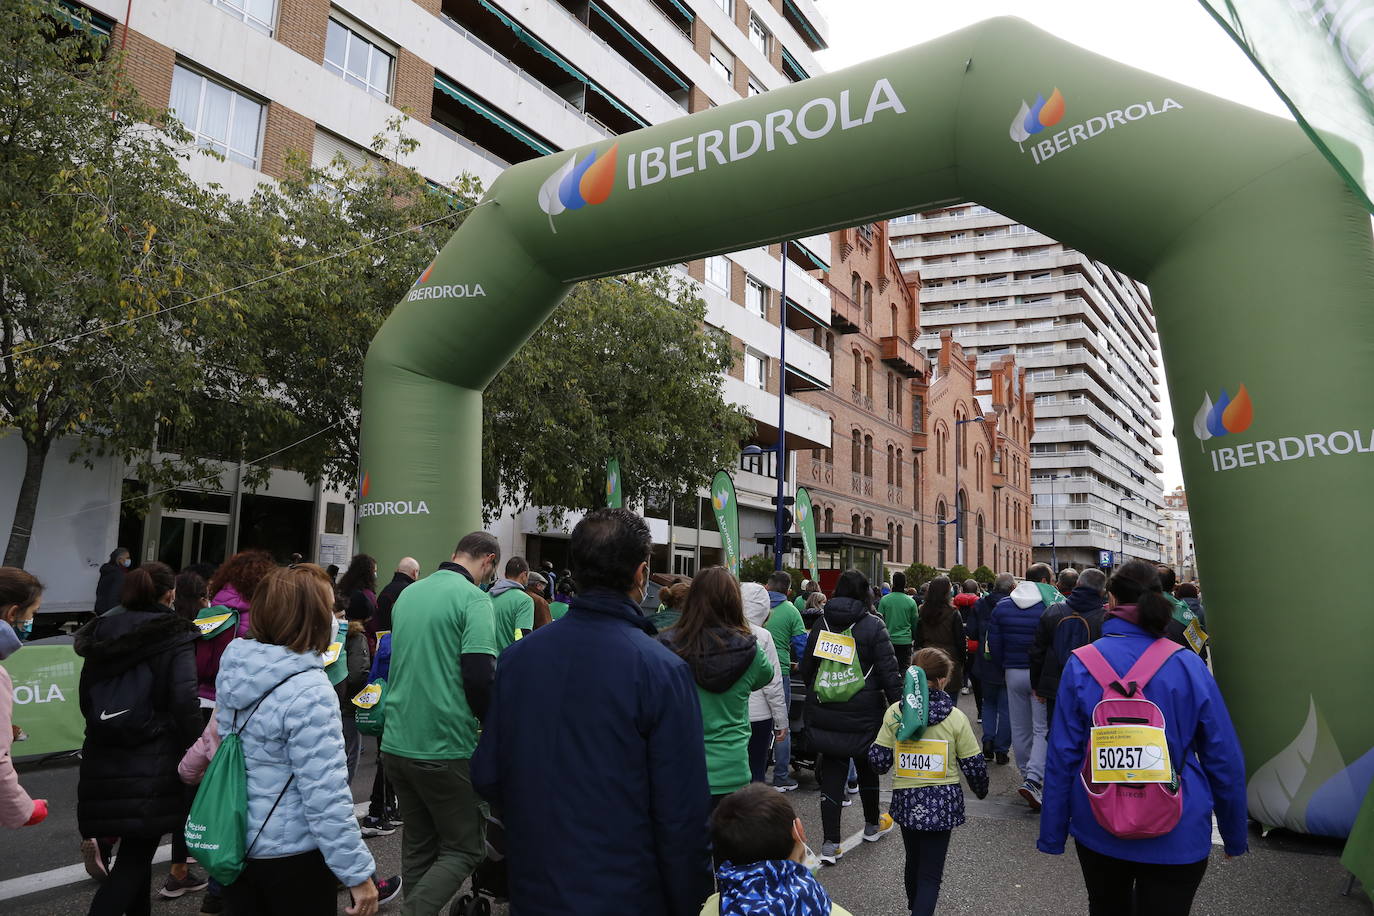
[794, 224, 1033, 579]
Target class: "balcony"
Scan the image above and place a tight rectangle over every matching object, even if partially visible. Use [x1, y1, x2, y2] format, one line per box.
[880, 335, 925, 378]
[830, 286, 862, 334]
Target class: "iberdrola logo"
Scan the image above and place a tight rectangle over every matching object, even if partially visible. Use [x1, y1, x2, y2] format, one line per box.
[605, 469, 618, 499]
[712, 483, 731, 512]
[1010, 88, 1065, 152]
[796, 502, 808, 525]
[413, 262, 434, 286]
[360, 471, 371, 498]
[1193, 384, 1254, 447]
[538, 143, 618, 233]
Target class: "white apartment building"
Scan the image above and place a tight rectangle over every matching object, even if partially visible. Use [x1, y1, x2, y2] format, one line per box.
[1160, 486, 1196, 581]
[889, 204, 1165, 571]
[2, 0, 835, 614]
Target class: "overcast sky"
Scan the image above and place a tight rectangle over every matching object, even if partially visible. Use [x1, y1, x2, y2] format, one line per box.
[814, 0, 1290, 493]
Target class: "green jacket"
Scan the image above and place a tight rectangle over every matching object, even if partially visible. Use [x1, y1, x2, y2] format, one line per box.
[763, 598, 806, 673]
[878, 591, 918, 645]
[490, 580, 535, 653]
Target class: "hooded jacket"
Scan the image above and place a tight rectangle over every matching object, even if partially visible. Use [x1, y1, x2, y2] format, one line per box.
[989, 582, 1046, 671]
[195, 584, 253, 702]
[0, 626, 37, 828]
[1030, 585, 1107, 701]
[741, 584, 788, 728]
[75, 609, 201, 839]
[215, 638, 375, 886]
[869, 690, 989, 830]
[797, 597, 902, 758]
[966, 588, 1010, 684]
[93, 561, 126, 615]
[1038, 616, 1249, 864]
[700, 859, 844, 916]
[472, 587, 713, 915]
[660, 623, 774, 795]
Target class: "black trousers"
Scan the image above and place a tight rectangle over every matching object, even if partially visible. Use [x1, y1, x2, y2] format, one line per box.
[901, 827, 952, 916]
[748, 720, 775, 783]
[893, 643, 913, 670]
[224, 849, 339, 916]
[818, 751, 879, 843]
[367, 737, 396, 818]
[87, 835, 160, 916]
[1075, 841, 1209, 916]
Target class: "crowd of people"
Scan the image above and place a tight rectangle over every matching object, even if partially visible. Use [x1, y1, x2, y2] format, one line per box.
[0, 509, 1249, 916]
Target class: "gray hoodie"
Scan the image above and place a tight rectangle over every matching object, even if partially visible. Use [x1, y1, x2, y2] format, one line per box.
[741, 583, 788, 728]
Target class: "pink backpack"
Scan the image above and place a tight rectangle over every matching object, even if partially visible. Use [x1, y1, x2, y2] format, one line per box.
[1072, 638, 1184, 839]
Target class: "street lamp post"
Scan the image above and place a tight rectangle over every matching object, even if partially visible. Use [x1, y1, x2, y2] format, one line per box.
[953, 416, 986, 568]
[745, 241, 794, 573]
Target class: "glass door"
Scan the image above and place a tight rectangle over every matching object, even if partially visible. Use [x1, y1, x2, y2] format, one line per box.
[158, 511, 231, 571]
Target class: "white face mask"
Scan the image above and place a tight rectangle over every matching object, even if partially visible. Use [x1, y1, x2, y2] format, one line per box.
[120, 558, 131, 568]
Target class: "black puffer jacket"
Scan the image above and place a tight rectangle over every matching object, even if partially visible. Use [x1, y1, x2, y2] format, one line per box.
[74, 609, 201, 839]
[798, 597, 902, 757]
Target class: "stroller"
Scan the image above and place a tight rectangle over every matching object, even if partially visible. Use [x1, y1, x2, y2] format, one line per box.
[448, 811, 507, 916]
[787, 672, 818, 775]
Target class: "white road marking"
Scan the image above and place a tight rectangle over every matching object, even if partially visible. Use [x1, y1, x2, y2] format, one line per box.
[0, 802, 374, 902]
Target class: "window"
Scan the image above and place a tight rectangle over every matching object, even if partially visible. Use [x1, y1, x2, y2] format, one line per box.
[887, 522, 895, 562]
[862, 282, 873, 323]
[852, 514, 861, 535]
[745, 276, 768, 318]
[706, 255, 731, 292]
[937, 501, 948, 569]
[749, 15, 771, 55]
[863, 434, 873, 477]
[325, 17, 394, 102]
[886, 444, 894, 486]
[824, 507, 834, 532]
[714, 0, 733, 13]
[864, 517, 873, 538]
[886, 372, 894, 410]
[709, 38, 734, 85]
[850, 272, 861, 303]
[206, 0, 275, 33]
[851, 429, 861, 471]
[891, 304, 899, 336]
[896, 524, 904, 563]
[747, 77, 765, 97]
[170, 65, 264, 167]
[744, 351, 766, 389]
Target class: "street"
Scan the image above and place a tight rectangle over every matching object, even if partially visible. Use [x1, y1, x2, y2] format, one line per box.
[2, 693, 1366, 915]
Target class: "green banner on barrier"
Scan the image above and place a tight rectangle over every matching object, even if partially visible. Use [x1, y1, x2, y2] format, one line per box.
[795, 486, 818, 575]
[605, 457, 622, 508]
[710, 470, 740, 578]
[6, 642, 85, 758]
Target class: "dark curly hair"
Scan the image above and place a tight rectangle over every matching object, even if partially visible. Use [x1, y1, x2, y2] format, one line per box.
[206, 550, 277, 605]
[336, 554, 377, 599]
[570, 508, 650, 593]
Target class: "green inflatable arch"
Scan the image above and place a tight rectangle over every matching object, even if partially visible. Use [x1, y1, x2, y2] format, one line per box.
[359, 17, 1374, 836]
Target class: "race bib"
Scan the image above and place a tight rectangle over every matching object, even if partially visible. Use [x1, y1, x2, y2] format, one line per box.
[895, 739, 949, 780]
[194, 612, 234, 637]
[322, 642, 343, 666]
[1183, 619, 1208, 654]
[1090, 725, 1172, 783]
[813, 630, 856, 664]
[351, 682, 382, 709]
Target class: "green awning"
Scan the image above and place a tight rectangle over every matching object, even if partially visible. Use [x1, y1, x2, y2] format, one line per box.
[56, 0, 113, 35]
[590, 2, 690, 92]
[662, 0, 694, 22]
[782, 0, 827, 51]
[434, 74, 556, 156]
[475, 0, 648, 129]
[781, 48, 809, 82]
[791, 240, 828, 271]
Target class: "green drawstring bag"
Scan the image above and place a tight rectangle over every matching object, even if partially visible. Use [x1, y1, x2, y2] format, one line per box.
[812, 624, 869, 704]
[353, 679, 386, 737]
[898, 665, 930, 741]
[323, 620, 348, 687]
[184, 671, 307, 884]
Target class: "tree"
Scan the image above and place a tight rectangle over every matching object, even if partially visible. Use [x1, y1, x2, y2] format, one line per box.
[481, 271, 753, 522]
[0, 3, 260, 566]
[902, 562, 939, 588]
[948, 564, 973, 585]
[738, 554, 805, 588]
[972, 565, 995, 589]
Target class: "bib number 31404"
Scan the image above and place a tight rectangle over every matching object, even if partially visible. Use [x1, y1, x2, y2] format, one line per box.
[1089, 725, 1172, 783]
[895, 739, 949, 780]
[813, 631, 856, 664]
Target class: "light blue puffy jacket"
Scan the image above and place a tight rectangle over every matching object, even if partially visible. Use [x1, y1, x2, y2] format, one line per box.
[215, 638, 374, 886]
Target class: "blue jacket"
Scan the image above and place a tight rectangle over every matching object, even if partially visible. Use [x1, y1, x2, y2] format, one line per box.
[472, 588, 713, 915]
[215, 639, 375, 886]
[1037, 617, 1249, 864]
[989, 582, 1045, 671]
[966, 589, 1008, 684]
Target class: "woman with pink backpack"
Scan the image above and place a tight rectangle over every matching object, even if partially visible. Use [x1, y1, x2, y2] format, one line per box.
[1037, 559, 1247, 915]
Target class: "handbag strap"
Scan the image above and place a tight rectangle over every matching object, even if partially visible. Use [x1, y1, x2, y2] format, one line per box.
[233, 669, 313, 860]
[246, 773, 295, 859]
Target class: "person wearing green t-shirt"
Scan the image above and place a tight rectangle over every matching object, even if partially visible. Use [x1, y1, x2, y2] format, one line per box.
[382, 531, 500, 914]
[659, 567, 777, 802]
[489, 556, 536, 653]
[764, 571, 806, 792]
[878, 571, 919, 669]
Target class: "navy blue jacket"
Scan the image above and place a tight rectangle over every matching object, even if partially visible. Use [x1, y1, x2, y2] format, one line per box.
[966, 589, 1009, 685]
[1039, 616, 1249, 864]
[989, 582, 1046, 671]
[471, 588, 713, 915]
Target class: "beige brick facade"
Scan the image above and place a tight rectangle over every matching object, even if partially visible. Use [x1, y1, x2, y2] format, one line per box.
[114, 27, 174, 109]
[260, 102, 314, 180]
[276, 0, 330, 64]
[393, 49, 434, 124]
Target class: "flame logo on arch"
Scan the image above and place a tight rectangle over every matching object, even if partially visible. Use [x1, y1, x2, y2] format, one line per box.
[712, 486, 730, 511]
[414, 262, 434, 286]
[360, 471, 371, 498]
[537, 143, 618, 233]
[1010, 88, 1065, 152]
[1192, 384, 1253, 446]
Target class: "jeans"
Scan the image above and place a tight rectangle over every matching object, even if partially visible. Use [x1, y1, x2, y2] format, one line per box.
[1005, 667, 1048, 786]
[901, 827, 952, 916]
[748, 720, 775, 783]
[819, 752, 879, 843]
[87, 835, 159, 916]
[772, 691, 793, 783]
[223, 849, 338, 916]
[981, 680, 1011, 753]
[385, 754, 486, 916]
[1075, 841, 1209, 916]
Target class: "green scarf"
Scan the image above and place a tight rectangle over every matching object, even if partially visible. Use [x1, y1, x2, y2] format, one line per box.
[898, 665, 930, 741]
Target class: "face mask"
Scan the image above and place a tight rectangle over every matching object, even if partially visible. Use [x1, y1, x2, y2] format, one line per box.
[121, 558, 131, 568]
[17, 619, 32, 640]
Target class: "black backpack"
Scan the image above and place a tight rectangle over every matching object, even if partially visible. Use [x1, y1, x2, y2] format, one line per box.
[1050, 603, 1101, 676]
[85, 655, 162, 747]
